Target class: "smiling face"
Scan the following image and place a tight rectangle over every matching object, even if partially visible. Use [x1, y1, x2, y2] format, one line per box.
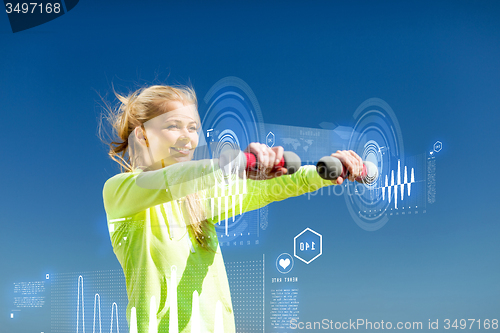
[138, 101, 200, 168]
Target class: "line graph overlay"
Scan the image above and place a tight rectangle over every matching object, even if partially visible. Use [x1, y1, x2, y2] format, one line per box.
[380, 159, 417, 209]
[202, 77, 266, 246]
[50, 271, 127, 333]
[76, 275, 122, 333]
[384, 153, 427, 215]
[345, 152, 428, 231]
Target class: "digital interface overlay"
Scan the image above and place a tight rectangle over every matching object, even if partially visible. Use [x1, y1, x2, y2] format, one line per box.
[6, 77, 443, 332]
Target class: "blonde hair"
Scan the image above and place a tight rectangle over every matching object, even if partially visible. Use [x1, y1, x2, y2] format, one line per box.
[103, 84, 213, 248]
[104, 85, 197, 170]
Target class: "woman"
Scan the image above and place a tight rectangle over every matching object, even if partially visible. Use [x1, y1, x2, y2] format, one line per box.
[102, 84, 363, 333]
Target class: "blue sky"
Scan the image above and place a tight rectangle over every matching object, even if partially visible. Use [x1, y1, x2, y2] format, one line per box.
[1, 0, 500, 331]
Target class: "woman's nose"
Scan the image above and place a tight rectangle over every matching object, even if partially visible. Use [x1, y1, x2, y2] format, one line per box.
[178, 127, 191, 139]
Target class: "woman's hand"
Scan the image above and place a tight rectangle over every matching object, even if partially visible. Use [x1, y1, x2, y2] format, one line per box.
[244, 143, 288, 180]
[330, 150, 364, 185]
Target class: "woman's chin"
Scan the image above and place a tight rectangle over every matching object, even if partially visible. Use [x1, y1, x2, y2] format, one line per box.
[171, 154, 193, 163]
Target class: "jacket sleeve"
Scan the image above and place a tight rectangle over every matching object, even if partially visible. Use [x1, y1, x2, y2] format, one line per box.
[103, 162, 332, 221]
[103, 171, 173, 219]
[103, 159, 223, 219]
[205, 165, 333, 223]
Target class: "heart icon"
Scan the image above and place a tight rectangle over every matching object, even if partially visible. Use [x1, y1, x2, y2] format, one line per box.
[279, 258, 290, 269]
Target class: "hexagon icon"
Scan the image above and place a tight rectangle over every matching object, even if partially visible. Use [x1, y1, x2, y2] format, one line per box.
[266, 131, 275, 147]
[294, 228, 322, 264]
[433, 141, 442, 153]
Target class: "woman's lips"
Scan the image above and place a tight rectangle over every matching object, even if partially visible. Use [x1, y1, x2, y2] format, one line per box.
[171, 147, 192, 155]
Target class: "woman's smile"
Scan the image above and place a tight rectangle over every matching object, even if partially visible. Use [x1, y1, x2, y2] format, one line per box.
[171, 146, 193, 155]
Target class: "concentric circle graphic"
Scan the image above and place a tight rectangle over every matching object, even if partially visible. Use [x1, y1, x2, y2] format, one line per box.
[202, 77, 266, 239]
[344, 98, 405, 231]
[212, 129, 242, 184]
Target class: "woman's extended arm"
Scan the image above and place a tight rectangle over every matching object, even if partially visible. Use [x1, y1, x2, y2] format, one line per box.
[103, 146, 363, 220]
[205, 164, 334, 223]
[204, 147, 364, 223]
[103, 159, 218, 218]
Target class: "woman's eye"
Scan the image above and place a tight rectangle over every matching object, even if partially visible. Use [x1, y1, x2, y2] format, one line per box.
[167, 125, 178, 129]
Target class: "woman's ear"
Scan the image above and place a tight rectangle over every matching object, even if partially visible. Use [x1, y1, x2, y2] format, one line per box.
[134, 127, 149, 147]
